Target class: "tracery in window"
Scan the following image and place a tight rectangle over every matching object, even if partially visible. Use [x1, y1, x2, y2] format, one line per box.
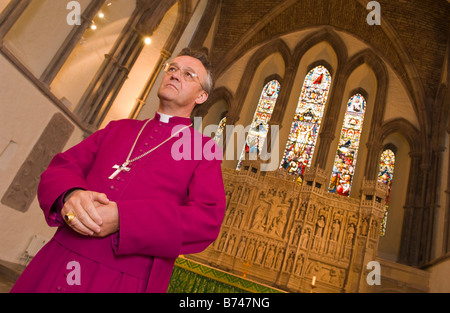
[328, 93, 366, 196]
[279, 66, 331, 183]
[237, 80, 280, 169]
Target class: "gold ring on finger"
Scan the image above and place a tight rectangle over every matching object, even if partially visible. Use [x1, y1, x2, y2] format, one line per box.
[64, 211, 76, 223]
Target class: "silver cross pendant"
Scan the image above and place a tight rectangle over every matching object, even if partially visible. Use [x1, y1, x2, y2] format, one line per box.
[108, 162, 131, 180]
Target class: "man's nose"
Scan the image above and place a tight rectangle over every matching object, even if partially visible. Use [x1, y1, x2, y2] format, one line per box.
[169, 68, 181, 80]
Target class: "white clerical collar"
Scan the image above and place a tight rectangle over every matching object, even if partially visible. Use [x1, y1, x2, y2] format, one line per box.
[158, 112, 173, 123]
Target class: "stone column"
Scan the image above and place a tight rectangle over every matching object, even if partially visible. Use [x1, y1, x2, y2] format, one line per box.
[344, 179, 387, 292]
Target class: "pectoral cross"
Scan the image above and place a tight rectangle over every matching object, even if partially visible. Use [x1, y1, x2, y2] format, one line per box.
[108, 162, 130, 180]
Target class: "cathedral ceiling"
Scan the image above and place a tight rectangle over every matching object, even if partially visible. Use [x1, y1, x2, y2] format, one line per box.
[209, 0, 449, 108]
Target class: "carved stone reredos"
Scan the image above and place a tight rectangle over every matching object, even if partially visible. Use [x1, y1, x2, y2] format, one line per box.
[189, 163, 387, 293]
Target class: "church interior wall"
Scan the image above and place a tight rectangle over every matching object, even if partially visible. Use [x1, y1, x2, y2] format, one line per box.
[0, 0, 9, 13]
[0, 53, 85, 264]
[201, 99, 227, 132]
[377, 133, 410, 261]
[239, 53, 286, 128]
[428, 258, 450, 293]
[425, 126, 448, 261]
[438, 129, 449, 255]
[383, 66, 420, 130]
[0, 0, 448, 292]
[214, 50, 253, 100]
[426, 89, 449, 293]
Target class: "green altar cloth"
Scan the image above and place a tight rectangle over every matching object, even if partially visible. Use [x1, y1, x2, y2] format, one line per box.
[168, 257, 285, 293]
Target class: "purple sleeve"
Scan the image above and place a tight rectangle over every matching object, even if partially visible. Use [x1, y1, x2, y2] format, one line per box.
[37, 124, 111, 227]
[47, 188, 86, 227]
[113, 157, 226, 259]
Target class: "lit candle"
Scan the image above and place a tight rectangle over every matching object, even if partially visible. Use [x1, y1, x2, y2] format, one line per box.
[312, 276, 316, 286]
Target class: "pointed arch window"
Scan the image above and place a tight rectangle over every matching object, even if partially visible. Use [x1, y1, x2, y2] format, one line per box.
[328, 93, 366, 196]
[279, 66, 332, 183]
[377, 149, 396, 236]
[237, 80, 280, 169]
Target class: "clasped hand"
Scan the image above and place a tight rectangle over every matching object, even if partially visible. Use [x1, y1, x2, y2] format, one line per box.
[61, 189, 119, 237]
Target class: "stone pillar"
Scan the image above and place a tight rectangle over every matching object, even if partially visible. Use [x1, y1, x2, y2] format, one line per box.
[344, 179, 387, 292]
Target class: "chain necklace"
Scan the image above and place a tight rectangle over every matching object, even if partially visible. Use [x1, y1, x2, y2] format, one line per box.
[108, 119, 192, 179]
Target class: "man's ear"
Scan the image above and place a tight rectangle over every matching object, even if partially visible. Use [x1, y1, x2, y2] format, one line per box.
[195, 90, 209, 105]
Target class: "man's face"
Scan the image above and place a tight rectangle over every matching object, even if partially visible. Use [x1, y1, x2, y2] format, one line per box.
[157, 55, 208, 112]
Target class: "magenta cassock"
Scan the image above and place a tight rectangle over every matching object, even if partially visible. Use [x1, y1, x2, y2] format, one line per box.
[11, 113, 226, 293]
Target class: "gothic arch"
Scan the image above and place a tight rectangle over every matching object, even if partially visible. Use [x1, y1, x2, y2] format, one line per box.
[291, 28, 348, 72]
[341, 48, 389, 128]
[375, 118, 420, 262]
[230, 38, 291, 126]
[263, 74, 283, 87]
[377, 118, 421, 164]
[194, 86, 233, 123]
[347, 87, 370, 103]
[285, 29, 348, 170]
[188, 0, 221, 50]
[164, 0, 193, 53]
[338, 49, 389, 180]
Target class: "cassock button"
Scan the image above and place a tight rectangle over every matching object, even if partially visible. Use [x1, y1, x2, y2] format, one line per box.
[144, 142, 149, 146]
[149, 136, 154, 140]
[154, 129, 158, 133]
[110, 185, 115, 190]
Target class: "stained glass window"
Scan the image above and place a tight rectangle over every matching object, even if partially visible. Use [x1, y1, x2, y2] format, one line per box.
[279, 66, 331, 183]
[237, 80, 280, 169]
[328, 93, 366, 196]
[214, 117, 227, 146]
[377, 149, 395, 236]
